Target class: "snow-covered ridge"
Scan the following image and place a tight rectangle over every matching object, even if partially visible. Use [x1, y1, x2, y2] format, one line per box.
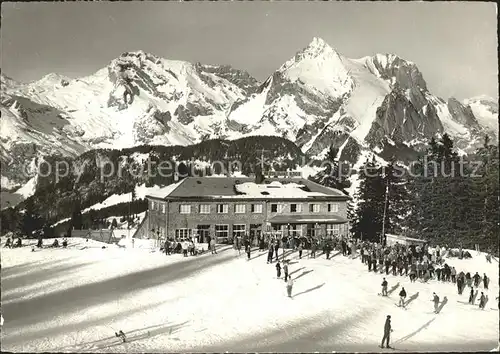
[1, 37, 497, 204]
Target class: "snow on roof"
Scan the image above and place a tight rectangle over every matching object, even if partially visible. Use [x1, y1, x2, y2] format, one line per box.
[234, 181, 326, 198]
[144, 179, 185, 199]
[146, 177, 347, 200]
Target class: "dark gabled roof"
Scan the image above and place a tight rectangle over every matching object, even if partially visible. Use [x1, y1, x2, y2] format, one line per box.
[146, 176, 350, 200]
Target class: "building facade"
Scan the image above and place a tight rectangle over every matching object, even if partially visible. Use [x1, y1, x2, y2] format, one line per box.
[145, 176, 350, 243]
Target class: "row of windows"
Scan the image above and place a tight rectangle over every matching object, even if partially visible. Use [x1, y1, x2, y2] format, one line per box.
[173, 223, 342, 240]
[150, 201, 340, 214]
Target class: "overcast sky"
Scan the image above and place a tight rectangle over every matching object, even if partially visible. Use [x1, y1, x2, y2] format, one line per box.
[1, 2, 497, 100]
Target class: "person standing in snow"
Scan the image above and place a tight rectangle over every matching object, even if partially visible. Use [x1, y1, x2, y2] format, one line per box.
[210, 238, 217, 254]
[469, 288, 476, 305]
[267, 243, 274, 264]
[325, 242, 332, 260]
[381, 278, 388, 296]
[398, 287, 407, 308]
[286, 277, 294, 298]
[310, 240, 317, 259]
[274, 239, 280, 261]
[246, 244, 251, 260]
[478, 292, 486, 310]
[283, 261, 289, 282]
[298, 243, 303, 259]
[432, 292, 440, 314]
[473, 272, 481, 287]
[457, 276, 463, 295]
[451, 267, 456, 283]
[409, 263, 417, 282]
[276, 261, 282, 278]
[483, 274, 489, 290]
[380, 315, 392, 349]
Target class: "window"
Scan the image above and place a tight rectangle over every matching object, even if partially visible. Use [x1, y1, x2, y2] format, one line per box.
[162, 203, 166, 214]
[327, 224, 341, 235]
[217, 204, 229, 214]
[235, 204, 246, 214]
[271, 204, 284, 213]
[175, 228, 192, 240]
[288, 224, 302, 238]
[215, 224, 229, 240]
[291, 204, 302, 213]
[233, 224, 246, 239]
[309, 204, 320, 213]
[328, 203, 339, 212]
[179, 204, 191, 214]
[199, 204, 211, 214]
[251, 204, 263, 213]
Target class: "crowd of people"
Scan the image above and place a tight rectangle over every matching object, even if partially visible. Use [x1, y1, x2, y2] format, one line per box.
[357, 239, 491, 301]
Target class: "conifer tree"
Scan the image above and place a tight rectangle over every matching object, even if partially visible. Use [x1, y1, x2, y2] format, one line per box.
[350, 157, 385, 242]
[18, 197, 43, 238]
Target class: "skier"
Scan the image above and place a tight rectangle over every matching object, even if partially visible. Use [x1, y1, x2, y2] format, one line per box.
[286, 276, 294, 298]
[468, 288, 476, 305]
[246, 244, 251, 260]
[381, 278, 388, 296]
[276, 261, 282, 279]
[432, 292, 440, 313]
[283, 261, 289, 282]
[62, 238, 68, 248]
[451, 267, 456, 283]
[298, 243, 303, 259]
[115, 330, 126, 343]
[398, 287, 407, 308]
[380, 315, 392, 349]
[478, 292, 486, 310]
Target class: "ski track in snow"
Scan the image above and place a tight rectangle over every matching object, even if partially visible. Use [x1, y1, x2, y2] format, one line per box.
[1, 239, 497, 353]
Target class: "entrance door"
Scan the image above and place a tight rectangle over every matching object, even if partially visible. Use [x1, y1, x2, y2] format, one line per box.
[197, 225, 210, 243]
[250, 224, 261, 245]
[306, 224, 316, 238]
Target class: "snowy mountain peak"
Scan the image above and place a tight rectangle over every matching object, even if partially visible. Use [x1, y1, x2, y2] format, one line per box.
[277, 37, 352, 98]
[302, 37, 337, 57]
[33, 73, 72, 86]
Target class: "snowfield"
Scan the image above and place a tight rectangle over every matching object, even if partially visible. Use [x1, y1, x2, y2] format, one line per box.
[1, 239, 498, 352]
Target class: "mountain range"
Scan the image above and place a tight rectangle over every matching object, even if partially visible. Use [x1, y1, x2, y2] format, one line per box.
[1, 37, 498, 207]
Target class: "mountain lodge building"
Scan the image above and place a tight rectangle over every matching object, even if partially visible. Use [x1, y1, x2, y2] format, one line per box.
[143, 175, 350, 244]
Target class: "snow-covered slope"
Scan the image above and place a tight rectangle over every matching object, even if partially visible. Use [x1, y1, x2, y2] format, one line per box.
[1, 243, 497, 352]
[463, 96, 498, 137]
